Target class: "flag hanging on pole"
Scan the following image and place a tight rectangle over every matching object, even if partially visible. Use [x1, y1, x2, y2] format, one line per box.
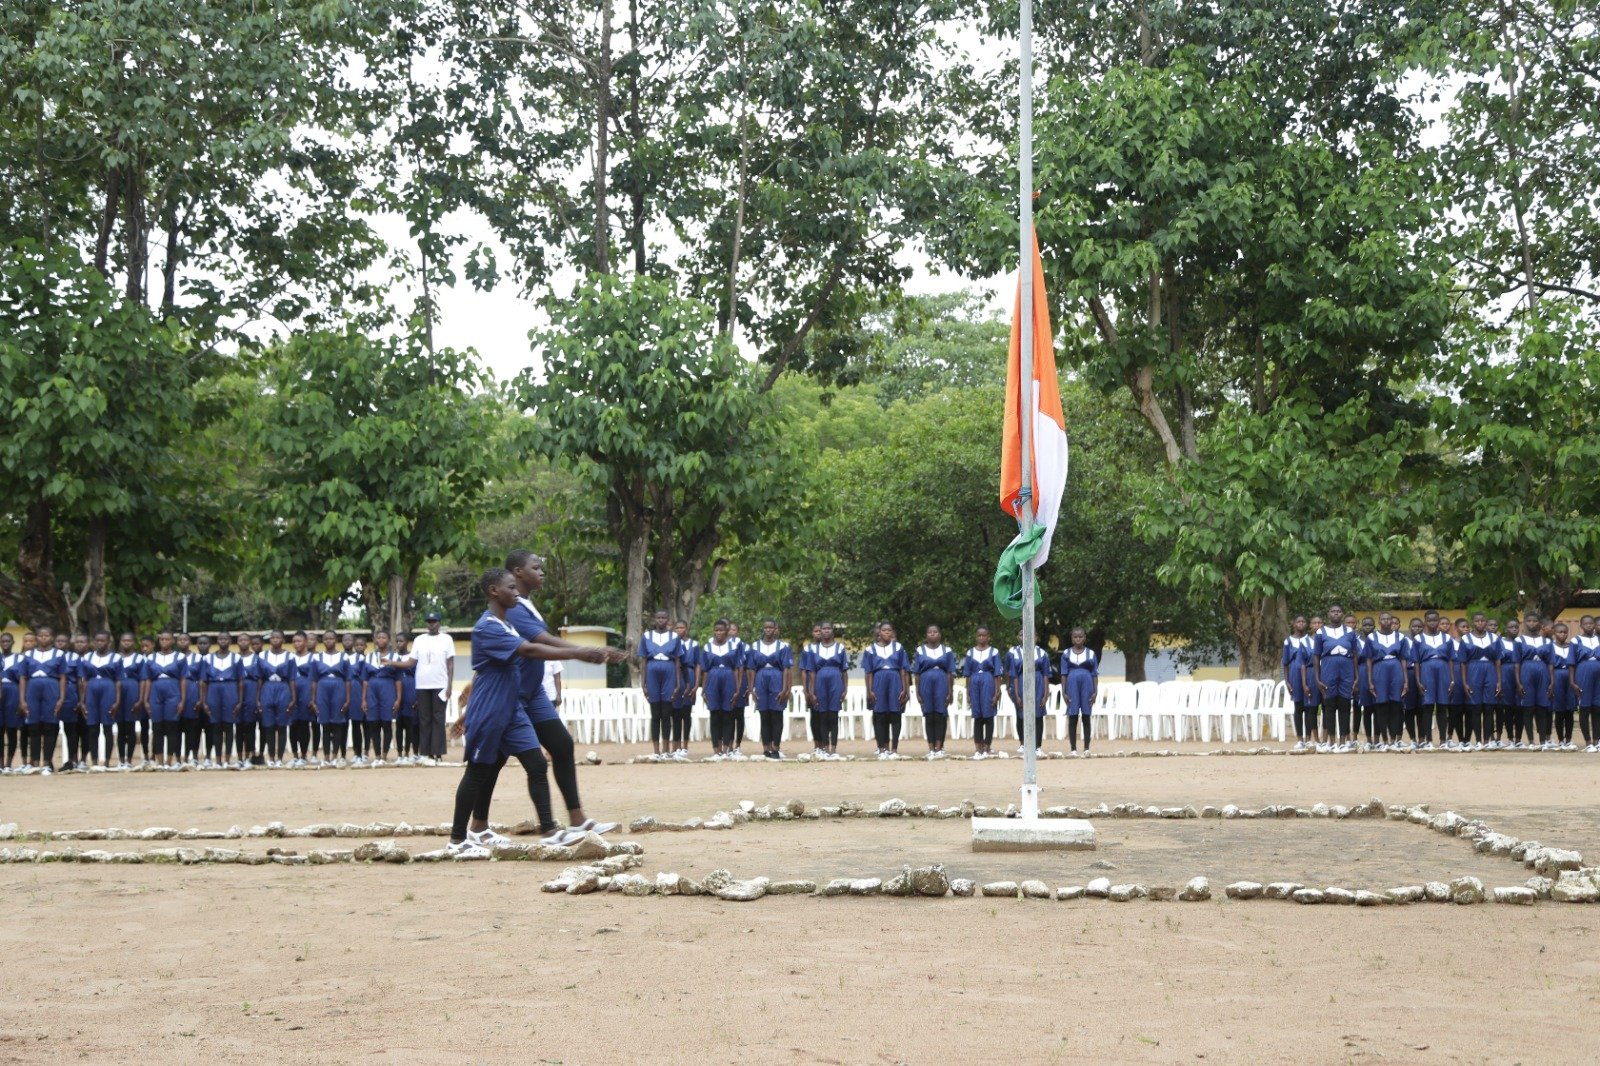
[993, 229, 1067, 619]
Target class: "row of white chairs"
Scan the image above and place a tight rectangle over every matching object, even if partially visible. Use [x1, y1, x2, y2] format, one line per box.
[550, 680, 1294, 746]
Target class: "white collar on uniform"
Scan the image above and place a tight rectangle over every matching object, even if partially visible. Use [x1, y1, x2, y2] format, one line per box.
[969, 646, 995, 660]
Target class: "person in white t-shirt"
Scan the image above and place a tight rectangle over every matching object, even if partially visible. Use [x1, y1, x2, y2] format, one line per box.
[542, 659, 562, 708]
[410, 613, 456, 761]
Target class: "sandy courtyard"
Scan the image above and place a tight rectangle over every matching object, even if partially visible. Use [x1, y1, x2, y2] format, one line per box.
[3, 740, 1599, 1064]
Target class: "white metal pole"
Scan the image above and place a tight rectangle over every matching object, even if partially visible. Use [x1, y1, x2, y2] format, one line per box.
[1018, 0, 1039, 818]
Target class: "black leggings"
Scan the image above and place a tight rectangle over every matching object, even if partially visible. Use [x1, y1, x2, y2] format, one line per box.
[759, 709, 783, 747]
[1015, 714, 1044, 748]
[974, 717, 995, 746]
[311, 720, 322, 754]
[925, 713, 947, 749]
[1533, 708, 1553, 743]
[323, 722, 348, 759]
[1376, 701, 1404, 743]
[1554, 710, 1573, 744]
[28, 720, 56, 765]
[1581, 707, 1599, 746]
[395, 717, 414, 755]
[457, 748, 556, 839]
[62, 719, 84, 764]
[2, 726, 17, 766]
[649, 701, 671, 744]
[350, 721, 366, 757]
[1321, 698, 1351, 737]
[808, 709, 840, 749]
[1292, 702, 1315, 739]
[1066, 714, 1090, 751]
[91, 722, 114, 762]
[370, 721, 393, 757]
[671, 707, 691, 747]
[116, 721, 139, 762]
[872, 712, 901, 750]
[532, 717, 581, 816]
[709, 713, 737, 749]
[289, 721, 310, 759]
[733, 709, 746, 746]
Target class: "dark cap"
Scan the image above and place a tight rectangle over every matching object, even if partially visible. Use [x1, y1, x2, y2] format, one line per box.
[424, 611, 442, 622]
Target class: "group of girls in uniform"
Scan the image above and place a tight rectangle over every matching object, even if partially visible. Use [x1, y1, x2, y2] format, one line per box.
[0, 625, 429, 776]
[632, 616, 1100, 762]
[1282, 607, 1600, 752]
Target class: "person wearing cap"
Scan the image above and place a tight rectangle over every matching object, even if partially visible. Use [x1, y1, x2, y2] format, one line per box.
[411, 612, 456, 762]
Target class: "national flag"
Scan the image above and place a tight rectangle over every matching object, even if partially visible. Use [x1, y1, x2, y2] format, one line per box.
[994, 229, 1068, 618]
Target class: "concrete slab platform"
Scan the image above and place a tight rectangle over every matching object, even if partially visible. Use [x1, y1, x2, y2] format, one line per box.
[971, 817, 1096, 852]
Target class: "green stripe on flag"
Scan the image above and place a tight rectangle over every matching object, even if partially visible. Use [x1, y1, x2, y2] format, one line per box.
[992, 525, 1047, 620]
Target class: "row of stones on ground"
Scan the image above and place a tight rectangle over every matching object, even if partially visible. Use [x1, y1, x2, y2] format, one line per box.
[623, 745, 1591, 764]
[0, 833, 640, 867]
[541, 865, 1600, 904]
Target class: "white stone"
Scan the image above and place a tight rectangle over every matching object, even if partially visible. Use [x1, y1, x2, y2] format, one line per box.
[1450, 876, 1485, 904]
[738, 800, 756, 813]
[1264, 882, 1304, 900]
[1085, 877, 1112, 898]
[655, 872, 682, 896]
[1019, 880, 1052, 900]
[1108, 884, 1146, 902]
[1225, 881, 1264, 900]
[584, 751, 601, 765]
[1385, 885, 1424, 903]
[1533, 847, 1583, 875]
[821, 878, 853, 897]
[1324, 887, 1357, 905]
[1551, 882, 1600, 903]
[614, 874, 654, 897]
[1178, 877, 1210, 902]
[979, 881, 1019, 898]
[1354, 891, 1384, 907]
[1492, 886, 1536, 905]
[1423, 881, 1451, 902]
[970, 817, 1095, 852]
[878, 798, 907, 816]
[1057, 886, 1086, 900]
[949, 878, 976, 897]
[704, 812, 736, 831]
[767, 880, 815, 895]
[1524, 876, 1554, 899]
[1291, 889, 1325, 904]
[565, 872, 601, 894]
[848, 878, 882, 896]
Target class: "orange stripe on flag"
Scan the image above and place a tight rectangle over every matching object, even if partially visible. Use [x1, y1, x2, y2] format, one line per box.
[999, 229, 1068, 568]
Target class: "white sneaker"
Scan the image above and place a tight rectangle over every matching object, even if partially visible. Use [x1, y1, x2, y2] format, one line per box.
[468, 827, 511, 849]
[572, 819, 618, 836]
[542, 827, 574, 847]
[1315, 743, 1330, 754]
[673, 750, 689, 762]
[40, 767, 51, 776]
[446, 839, 491, 860]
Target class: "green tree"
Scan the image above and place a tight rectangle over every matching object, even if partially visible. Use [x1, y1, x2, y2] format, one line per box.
[1428, 304, 1600, 618]
[0, 243, 228, 632]
[519, 274, 795, 654]
[945, 9, 1453, 675]
[250, 327, 515, 634]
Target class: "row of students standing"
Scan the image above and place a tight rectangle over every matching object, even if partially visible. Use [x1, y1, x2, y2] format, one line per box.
[0, 626, 432, 776]
[1282, 608, 1600, 752]
[633, 617, 1100, 761]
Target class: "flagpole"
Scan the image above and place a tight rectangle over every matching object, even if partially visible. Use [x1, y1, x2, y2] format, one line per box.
[1017, 0, 1039, 819]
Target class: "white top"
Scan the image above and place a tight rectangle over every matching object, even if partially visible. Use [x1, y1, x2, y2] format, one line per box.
[411, 631, 457, 690]
[542, 659, 562, 702]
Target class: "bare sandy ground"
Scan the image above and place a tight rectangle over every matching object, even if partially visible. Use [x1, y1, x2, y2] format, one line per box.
[3, 738, 1599, 1064]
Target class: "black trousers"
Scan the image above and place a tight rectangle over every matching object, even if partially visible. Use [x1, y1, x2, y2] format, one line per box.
[872, 712, 901, 749]
[416, 689, 448, 757]
[532, 717, 581, 816]
[924, 713, 947, 749]
[1066, 714, 1090, 750]
[759, 709, 783, 746]
[974, 717, 995, 745]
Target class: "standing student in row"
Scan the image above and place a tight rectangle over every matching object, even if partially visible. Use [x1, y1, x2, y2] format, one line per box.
[257, 630, 297, 767]
[748, 620, 793, 761]
[669, 621, 697, 760]
[912, 625, 954, 759]
[1458, 613, 1501, 749]
[2, 633, 24, 772]
[1283, 616, 1316, 749]
[963, 627, 1002, 759]
[1517, 615, 1553, 748]
[1313, 605, 1358, 752]
[638, 610, 685, 762]
[1361, 612, 1410, 749]
[1007, 632, 1053, 756]
[802, 623, 848, 760]
[698, 619, 743, 760]
[1059, 627, 1098, 754]
[21, 626, 69, 774]
[1576, 616, 1600, 751]
[1549, 622, 1578, 750]
[863, 623, 910, 759]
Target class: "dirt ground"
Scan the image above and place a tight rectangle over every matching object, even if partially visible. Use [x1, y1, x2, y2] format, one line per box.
[3, 738, 1599, 1064]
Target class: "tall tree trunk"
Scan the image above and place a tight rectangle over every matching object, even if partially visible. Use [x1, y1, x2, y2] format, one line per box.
[1227, 592, 1287, 679]
[0, 500, 68, 628]
[80, 519, 109, 635]
[360, 581, 384, 632]
[592, 0, 613, 275]
[621, 513, 649, 684]
[661, 522, 724, 632]
[123, 164, 147, 303]
[626, 0, 646, 275]
[1117, 629, 1151, 683]
[94, 168, 122, 276]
